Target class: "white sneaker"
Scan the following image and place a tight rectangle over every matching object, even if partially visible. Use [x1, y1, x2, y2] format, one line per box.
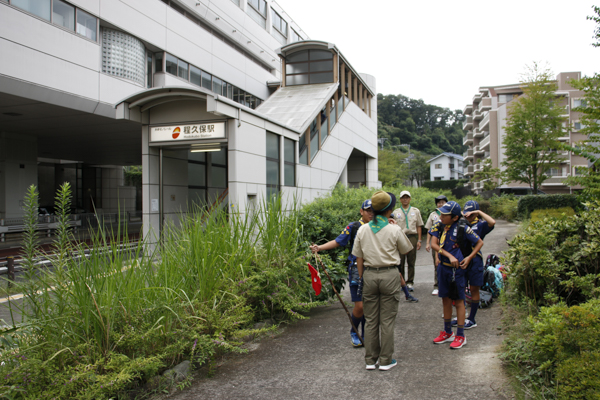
[432, 289, 439, 296]
[366, 362, 378, 370]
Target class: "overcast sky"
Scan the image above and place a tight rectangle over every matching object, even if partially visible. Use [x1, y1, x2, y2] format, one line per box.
[275, 0, 600, 111]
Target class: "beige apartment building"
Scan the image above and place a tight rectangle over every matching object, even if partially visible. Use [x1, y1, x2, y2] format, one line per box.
[462, 72, 588, 194]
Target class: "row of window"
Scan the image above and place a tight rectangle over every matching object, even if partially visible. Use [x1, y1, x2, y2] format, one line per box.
[159, 0, 273, 73]
[266, 133, 295, 197]
[2, 0, 97, 41]
[299, 95, 346, 165]
[285, 50, 334, 86]
[241, 0, 302, 45]
[434, 163, 461, 169]
[156, 52, 263, 109]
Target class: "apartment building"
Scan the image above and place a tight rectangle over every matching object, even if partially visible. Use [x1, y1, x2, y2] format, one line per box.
[462, 72, 586, 194]
[0, 0, 378, 242]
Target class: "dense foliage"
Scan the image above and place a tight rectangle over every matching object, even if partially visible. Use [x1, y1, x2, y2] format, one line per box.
[501, 201, 600, 399]
[517, 194, 583, 219]
[422, 179, 468, 190]
[377, 94, 466, 155]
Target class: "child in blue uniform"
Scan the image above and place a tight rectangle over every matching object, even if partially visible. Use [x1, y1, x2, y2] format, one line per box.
[429, 201, 483, 349]
[453, 200, 496, 329]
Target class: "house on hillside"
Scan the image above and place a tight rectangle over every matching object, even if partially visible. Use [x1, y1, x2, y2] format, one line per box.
[427, 153, 464, 181]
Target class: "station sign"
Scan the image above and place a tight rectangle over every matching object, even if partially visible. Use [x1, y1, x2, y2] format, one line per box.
[150, 122, 226, 142]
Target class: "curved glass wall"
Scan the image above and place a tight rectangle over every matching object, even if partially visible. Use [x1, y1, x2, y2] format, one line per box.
[101, 28, 146, 86]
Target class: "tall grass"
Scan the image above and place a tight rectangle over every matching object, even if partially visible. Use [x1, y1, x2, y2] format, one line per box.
[1, 186, 317, 398]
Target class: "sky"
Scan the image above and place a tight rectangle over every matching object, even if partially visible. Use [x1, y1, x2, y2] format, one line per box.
[275, 0, 600, 111]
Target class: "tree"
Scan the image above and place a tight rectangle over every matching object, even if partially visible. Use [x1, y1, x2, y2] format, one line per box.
[501, 63, 567, 193]
[408, 154, 430, 187]
[378, 149, 409, 186]
[472, 159, 502, 191]
[562, 6, 600, 200]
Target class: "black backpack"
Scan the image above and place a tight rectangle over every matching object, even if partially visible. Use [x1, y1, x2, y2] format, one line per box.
[456, 217, 474, 266]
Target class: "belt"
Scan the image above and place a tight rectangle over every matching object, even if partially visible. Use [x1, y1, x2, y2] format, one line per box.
[364, 266, 397, 271]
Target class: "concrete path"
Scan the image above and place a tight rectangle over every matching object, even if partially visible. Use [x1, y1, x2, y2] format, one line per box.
[170, 220, 519, 400]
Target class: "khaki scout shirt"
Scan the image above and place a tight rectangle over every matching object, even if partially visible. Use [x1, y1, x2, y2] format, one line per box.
[392, 206, 424, 236]
[425, 211, 441, 231]
[352, 223, 414, 267]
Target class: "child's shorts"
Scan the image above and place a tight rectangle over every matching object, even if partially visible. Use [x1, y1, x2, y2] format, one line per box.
[349, 285, 362, 302]
[438, 264, 466, 300]
[465, 257, 484, 287]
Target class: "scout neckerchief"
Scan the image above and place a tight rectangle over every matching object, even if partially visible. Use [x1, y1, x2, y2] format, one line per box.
[439, 223, 452, 252]
[400, 206, 411, 230]
[369, 215, 389, 234]
[436, 210, 441, 216]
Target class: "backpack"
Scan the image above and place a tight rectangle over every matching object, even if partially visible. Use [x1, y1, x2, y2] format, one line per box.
[456, 217, 474, 265]
[482, 266, 503, 298]
[479, 290, 493, 308]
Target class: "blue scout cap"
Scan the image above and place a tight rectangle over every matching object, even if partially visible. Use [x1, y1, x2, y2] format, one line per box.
[438, 201, 461, 216]
[463, 200, 480, 213]
[361, 199, 372, 210]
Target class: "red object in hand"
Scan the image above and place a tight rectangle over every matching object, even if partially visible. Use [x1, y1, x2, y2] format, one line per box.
[307, 263, 322, 295]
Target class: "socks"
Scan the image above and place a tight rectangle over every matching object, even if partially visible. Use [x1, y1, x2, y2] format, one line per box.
[351, 315, 362, 334]
[468, 301, 479, 323]
[457, 326, 464, 337]
[444, 319, 452, 334]
[402, 285, 410, 298]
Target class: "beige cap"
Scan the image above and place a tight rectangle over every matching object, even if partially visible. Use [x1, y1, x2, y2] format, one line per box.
[399, 190, 411, 198]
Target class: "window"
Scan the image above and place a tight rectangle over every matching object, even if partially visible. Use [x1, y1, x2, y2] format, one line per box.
[52, 0, 74, 31]
[248, 0, 266, 16]
[498, 94, 517, 103]
[435, 164, 442, 169]
[547, 167, 562, 177]
[573, 166, 586, 176]
[12, 0, 51, 21]
[434, 177, 442, 181]
[574, 122, 586, 131]
[271, 9, 287, 45]
[291, 29, 302, 43]
[230, 0, 240, 5]
[201, 70, 212, 90]
[449, 163, 455, 169]
[76, 8, 97, 41]
[309, 118, 319, 161]
[177, 59, 189, 80]
[285, 50, 334, 86]
[188, 148, 228, 209]
[165, 53, 178, 75]
[212, 77, 224, 95]
[284, 138, 295, 186]
[155, 52, 163, 72]
[573, 99, 587, 108]
[266, 132, 280, 197]
[147, 53, 152, 88]
[247, 0, 266, 28]
[190, 65, 202, 86]
[299, 133, 308, 165]
[102, 28, 146, 85]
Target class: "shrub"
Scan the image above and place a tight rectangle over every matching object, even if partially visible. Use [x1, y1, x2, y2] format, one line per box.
[422, 179, 468, 190]
[501, 299, 600, 399]
[531, 207, 575, 222]
[517, 194, 583, 219]
[504, 200, 600, 306]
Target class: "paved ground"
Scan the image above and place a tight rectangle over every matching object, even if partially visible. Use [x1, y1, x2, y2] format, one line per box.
[169, 220, 519, 400]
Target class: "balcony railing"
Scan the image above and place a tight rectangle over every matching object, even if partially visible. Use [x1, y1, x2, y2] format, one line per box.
[473, 128, 484, 138]
[474, 146, 485, 156]
[473, 93, 483, 103]
[479, 112, 490, 130]
[479, 134, 490, 149]
[479, 97, 492, 111]
[464, 149, 474, 160]
[543, 176, 567, 185]
[463, 104, 473, 115]
[466, 165, 474, 176]
[463, 132, 473, 146]
[462, 116, 473, 130]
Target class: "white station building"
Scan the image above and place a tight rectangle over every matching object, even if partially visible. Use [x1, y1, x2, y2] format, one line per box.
[0, 0, 379, 241]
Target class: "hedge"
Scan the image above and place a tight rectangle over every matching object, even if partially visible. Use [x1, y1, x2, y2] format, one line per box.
[422, 179, 468, 190]
[517, 194, 583, 219]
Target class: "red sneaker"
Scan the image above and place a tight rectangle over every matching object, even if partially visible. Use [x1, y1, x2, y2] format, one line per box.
[433, 330, 455, 344]
[450, 335, 467, 349]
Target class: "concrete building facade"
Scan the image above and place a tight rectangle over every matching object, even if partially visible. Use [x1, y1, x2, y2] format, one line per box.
[462, 72, 586, 194]
[0, 0, 379, 241]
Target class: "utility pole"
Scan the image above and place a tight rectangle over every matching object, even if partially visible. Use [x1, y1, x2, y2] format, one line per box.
[377, 138, 388, 150]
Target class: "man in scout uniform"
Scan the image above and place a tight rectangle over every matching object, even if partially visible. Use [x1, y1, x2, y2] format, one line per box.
[425, 195, 448, 296]
[310, 200, 417, 348]
[429, 201, 483, 349]
[353, 191, 414, 370]
[393, 190, 424, 291]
